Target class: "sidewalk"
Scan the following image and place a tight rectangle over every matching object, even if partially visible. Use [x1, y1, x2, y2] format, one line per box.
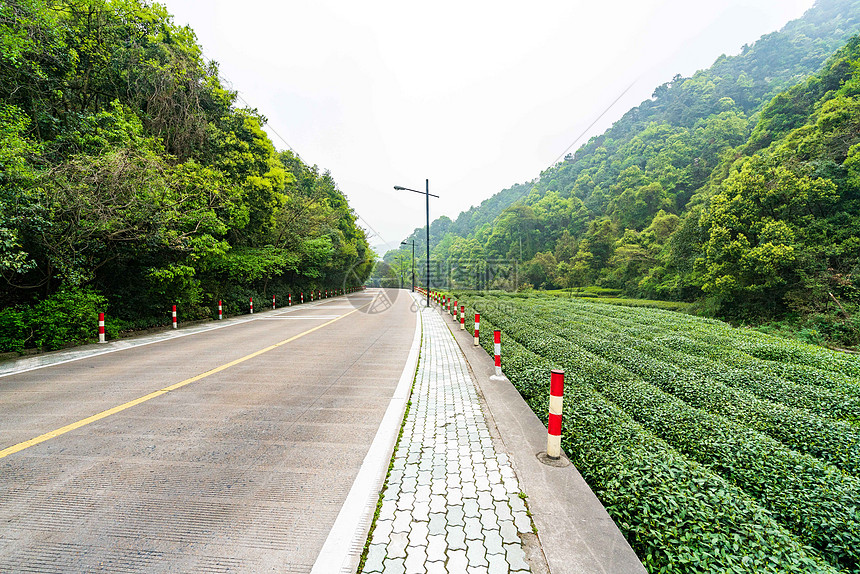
[359, 301, 539, 573]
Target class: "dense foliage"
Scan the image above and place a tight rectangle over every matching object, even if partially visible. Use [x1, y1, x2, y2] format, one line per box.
[0, 0, 372, 350]
[383, 0, 860, 346]
[448, 291, 860, 574]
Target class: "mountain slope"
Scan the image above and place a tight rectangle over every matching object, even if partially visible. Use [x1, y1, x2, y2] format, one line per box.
[380, 0, 860, 345]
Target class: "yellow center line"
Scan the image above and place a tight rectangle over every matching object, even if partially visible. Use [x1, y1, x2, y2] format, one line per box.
[0, 303, 370, 460]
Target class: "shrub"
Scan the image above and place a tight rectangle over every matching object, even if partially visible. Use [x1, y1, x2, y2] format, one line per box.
[0, 306, 28, 352]
[28, 288, 108, 350]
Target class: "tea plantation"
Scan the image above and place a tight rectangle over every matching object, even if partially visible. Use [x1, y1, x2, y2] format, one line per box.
[448, 292, 860, 574]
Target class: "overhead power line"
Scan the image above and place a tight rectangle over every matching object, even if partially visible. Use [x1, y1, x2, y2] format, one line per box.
[550, 79, 639, 167]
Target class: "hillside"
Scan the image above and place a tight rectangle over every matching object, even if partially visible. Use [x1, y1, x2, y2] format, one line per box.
[381, 0, 860, 346]
[0, 0, 373, 351]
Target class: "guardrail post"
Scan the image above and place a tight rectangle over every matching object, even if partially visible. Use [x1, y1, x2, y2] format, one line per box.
[548, 369, 565, 459]
[493, 330, 501, 377]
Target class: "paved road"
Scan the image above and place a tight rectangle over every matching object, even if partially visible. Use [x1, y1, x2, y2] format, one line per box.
[0, 289, 417, 573]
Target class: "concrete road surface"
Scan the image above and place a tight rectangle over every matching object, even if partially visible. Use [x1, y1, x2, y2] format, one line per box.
[0, 289, 417, 573]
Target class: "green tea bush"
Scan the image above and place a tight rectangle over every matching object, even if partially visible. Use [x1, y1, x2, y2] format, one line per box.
[533, 297, 860, 405]
[456, 293, 860, 573]
[523, 302, 860, 472]
[455, 294, 837, 574]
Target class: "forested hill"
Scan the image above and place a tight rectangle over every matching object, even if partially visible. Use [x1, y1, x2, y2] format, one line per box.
[383, 0, 860, 346]
[0, 0, 373, 351]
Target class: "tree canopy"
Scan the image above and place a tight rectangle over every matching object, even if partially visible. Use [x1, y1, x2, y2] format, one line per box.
[0, 0, 372, 350]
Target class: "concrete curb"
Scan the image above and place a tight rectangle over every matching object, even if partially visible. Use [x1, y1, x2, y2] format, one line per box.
[443, 308, 647, 574]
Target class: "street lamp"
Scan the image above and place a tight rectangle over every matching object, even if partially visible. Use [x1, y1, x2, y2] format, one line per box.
[399, 249, 404, 290]
[401, 240, 415, 292]
[394, 180, 438, 308]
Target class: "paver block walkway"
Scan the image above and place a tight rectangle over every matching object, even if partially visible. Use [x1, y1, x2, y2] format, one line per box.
[361, 302, 533, 574]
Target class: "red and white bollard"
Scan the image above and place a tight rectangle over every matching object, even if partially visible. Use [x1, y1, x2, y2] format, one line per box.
[548, 369, 565, 459]
[301, 292, 304, 304]
[493, 330, 502, 377]
[460, 305, 465, 330]
[474, 313, 480, 346]
[453, 300, 458, 320]
[249, 297, 254, 314]
[218, 300, 223, 320]
[273, 295, 276, 309]
[98, 312, 106, 343]
[172, 305, 177, 329]
[289, 293, 292, 306]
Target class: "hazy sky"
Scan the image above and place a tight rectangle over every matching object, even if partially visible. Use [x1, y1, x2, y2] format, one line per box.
[162, 0, 815, 254]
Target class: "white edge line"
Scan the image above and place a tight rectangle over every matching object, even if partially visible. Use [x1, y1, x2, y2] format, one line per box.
[0, 299, 346, 380]
[259, 316, 341, 320]
[310, 297, 422, 574]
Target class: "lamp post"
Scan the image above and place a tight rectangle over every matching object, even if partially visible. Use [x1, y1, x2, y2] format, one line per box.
[401, 240, 415, 292]
[394, 180, 437, 308]
[399, 249, 404, 290]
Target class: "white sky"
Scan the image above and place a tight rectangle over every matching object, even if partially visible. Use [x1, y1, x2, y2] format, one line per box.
[162, 0, 815, 255]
